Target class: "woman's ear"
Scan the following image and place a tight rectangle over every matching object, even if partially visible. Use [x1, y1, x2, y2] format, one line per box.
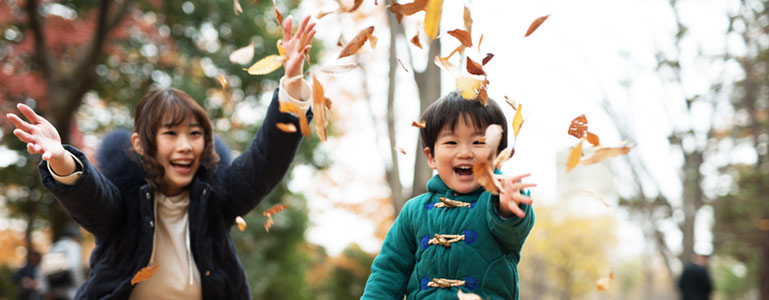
[424, 147, 436, 170]
[131, 133, 144, 156]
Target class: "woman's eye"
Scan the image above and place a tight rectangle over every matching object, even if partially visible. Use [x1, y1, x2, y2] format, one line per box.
[191, 130, 203, 136]
[162, 130, 176, 136]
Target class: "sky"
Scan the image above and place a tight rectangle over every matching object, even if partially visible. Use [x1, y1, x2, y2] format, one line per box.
[291, 0, 738, 259]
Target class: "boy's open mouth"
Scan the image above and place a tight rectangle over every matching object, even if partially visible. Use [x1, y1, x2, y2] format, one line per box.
[454, 165, 473, 176]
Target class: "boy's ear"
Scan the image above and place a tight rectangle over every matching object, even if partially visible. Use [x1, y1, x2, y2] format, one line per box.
[424, 147, 436, 170]
[131, 133, 144, 156]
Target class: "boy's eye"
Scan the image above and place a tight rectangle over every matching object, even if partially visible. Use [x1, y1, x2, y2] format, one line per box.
[445, 141, 457, 145]
[473, 140, 486, 145]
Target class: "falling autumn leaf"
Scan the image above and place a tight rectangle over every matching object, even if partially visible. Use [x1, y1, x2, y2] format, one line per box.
[316, 11, 334, 19]
[581, 188, 610, 207]
[566, 139, 584, 172]
[343, 0, 365, 12]
[482, 53, 494, 65]
[447, 29, 472, 47]
[579, 143, 634, 166]
[568, 114, 588, 139]
[263, 204, 291, 232]
[410, 32, 423, 49]
[312, 75, 328, 141]
[396, 147, 407, 155]
[596, 271, 614, 291]
[484, 124, 503, 159]
[412, 120, 426, 128]
[278, 101, 310, 137]
[235, 216, 247, 231]
[512, 104, 523, 138]
[504, 96, 517, 110]
[525, 14, 550, 37]
[273, 0, 283, 25]
[463, 6, 473, 35]
[397, 58, 409, 72]
[229, 43, 255, 65]
[319, 63, 360, 73]
[233, 0, 243, 15]
[455, 75, 482, 100]
[246, 55, 284, 75]
[457, 289, 482, 300]
[424, 0, 443, 40]
[443, 45, 463, 60]
[494, 147, 514, 169]
[586, 131, 600, 146]
[277, 40, 286, 57]
[477, 33, 484, 52]
[217, 74, 228, 89]
[365, 30, 378, 49]
[434, 55, 459, 74]
[131, 265, 159, 285]
[276, 122, 297, 133]
[338, 26, 376, 59]
[388, 0, 428, 24]
[466, 57, 485, 76]
[473, 160, 501, 194]
[478, 87, 489, 106]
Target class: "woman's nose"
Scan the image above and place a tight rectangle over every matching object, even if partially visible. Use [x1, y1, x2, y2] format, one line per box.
[177, 135, 192, 151]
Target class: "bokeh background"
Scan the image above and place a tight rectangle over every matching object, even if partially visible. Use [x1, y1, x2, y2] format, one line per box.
[0, 0, 767, 299]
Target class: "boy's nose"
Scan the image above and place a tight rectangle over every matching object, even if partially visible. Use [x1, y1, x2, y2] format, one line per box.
[457, 145, 474, 158]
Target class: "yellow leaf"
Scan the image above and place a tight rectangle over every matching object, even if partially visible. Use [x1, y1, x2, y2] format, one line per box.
[455, 75, 482, 100]
[235, 216, 247, 232]
[567, 139, 584, 172]
[579, 143, 634, 166]
[229, 42, 255, 65]
[277, 39, 285, 57]
[512, 104, 523, 138]
[276, 122, 297, 133]
[312, 75, 328, 141]
[246, 55, 284, 75]
[424, 0, 443, 40]
[217, 74, 228, 89]
[131, 265, 159, 285]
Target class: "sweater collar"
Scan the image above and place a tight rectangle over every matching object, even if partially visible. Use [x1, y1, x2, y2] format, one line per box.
[426, 174, 485, 202]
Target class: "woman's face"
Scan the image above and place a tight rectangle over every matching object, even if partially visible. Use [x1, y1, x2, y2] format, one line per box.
[154, 117, 205, 196]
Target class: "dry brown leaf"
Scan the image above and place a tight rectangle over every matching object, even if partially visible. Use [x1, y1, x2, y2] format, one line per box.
[434, 55, 459, 74]
[482, 53, 494, 65]
[504, 96, 517, 110]
[366, 31, 378, 49]
[131, 265, 159, 285]
[568, 114, 588, 139]
[579, 143, 634, 166]
[477, 33, 484, 52]
[278, 101, 310, 137]
[447, 29, 472, 47]
[397, 58, 409, 72]
[246, 55, 284, 75]
[455, 75, 482, 100]
[276, 122, 297, 133]
[319, 63, 360, 73]
[596, 271, 614, 291]
[444, 45, 463, 60]
[338, 26, 375, 59]
[410, 32, 423, 49]
[229, 43, 255, 65]
[463, 6, 472, 35]
[217, 74, 228, 89]
[412, 120, 426, 128]
[478, 87, 489, 106]
[586, 131, 600, 146]
[466, 57, 485, 76]
[233, 0, 243, 15]
[316, 11, 335, 19]
[494, 147, 514, 169]
[457, 289, 483, 300]
[424, 0, 443, 40]
[263, 204, 291, 232]
[235, 216, 247, 231]
[567, 139, 584, 172]
[343, 0, 364, 12]
[396, 147, 407, 155]
[512, 104, 523, 138]
[312, 75, 328, 142]
[473, 160, 501, 194]
[484, 124, 503, 159]
[273, 0, 283, 26]
[388, 0, 428, 24]
[525, 14, 550, 37]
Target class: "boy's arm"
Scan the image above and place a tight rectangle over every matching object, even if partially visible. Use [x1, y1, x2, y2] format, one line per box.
[487, 194, 535, 258]
[362, 203, 417, 299]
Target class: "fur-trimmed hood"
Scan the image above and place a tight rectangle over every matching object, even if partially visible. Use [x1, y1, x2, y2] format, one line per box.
[96, 129, 232, 192]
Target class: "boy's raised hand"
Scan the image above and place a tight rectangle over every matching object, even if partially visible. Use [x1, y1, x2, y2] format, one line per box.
[282, 15, 317, 98]
[497, 173, 536, 219]
[6, 104, 76, 175]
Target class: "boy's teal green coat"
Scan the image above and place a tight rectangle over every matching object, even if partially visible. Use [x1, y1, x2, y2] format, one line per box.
[362, 175, 534, 299]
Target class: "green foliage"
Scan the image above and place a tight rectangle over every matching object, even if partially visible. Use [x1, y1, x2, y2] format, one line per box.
[0, 265, 19, 299]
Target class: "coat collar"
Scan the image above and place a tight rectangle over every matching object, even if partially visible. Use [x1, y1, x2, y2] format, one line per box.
[426, 174, 485, 202]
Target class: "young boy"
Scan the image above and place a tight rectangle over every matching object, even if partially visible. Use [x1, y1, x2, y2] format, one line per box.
[362, 90, 535, 299]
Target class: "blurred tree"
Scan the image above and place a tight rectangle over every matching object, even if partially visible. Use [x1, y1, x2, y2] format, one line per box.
[306, 243, 376, 300]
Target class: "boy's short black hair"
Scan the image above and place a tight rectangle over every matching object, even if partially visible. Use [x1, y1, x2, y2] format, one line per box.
[420, 90, 508, 155]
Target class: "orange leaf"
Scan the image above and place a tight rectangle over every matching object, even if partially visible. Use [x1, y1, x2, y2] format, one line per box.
[567, 139, 583, 172]
[229, 42, 255, 65]
[463, 6, 473, 35]
[343, 0, 364, 12]
[319, 63, 360, 73]
[246, 55, 284, 75]
[478, 87, 488, 106]
[264, 215, 275, 232]
[579, 143, 634, 166]
[396, 147, 407, 155]
[410, 32, 423, 49]
[494, 147, 514, 169]
[276, 122, 297, 133]
[217, 74, 228, 89]
[482, 53, 494, 65]
[365, 31, 378, 49]
[447, 29, 472, 47]
[316, 11, 334, 19]
[473, 160, 501, 194]
[596, 271, 614, 291]
[434, 55, 459, 74]
[586, 131, 600, 146]
[525, 14, 550, 37]
[273, 0, 283, 26]
[477, 33, 484, 52]
[567, 114, 588, 139]
[512, 104, 523, 138]
[504, 96, 517, 110]
[235, 216, 247, 231]
[338, 26, 375, 59]
[455, 75, 482, 100]
[263, 204, 291, 232]
[131, 265, 159, 285]
[312, 75, 328, 142]
[412, 121, 426, 128]
[278, 101, 309, 137]
[466, 57, 485, 76]
[424, 0, 443, 40]
[388, 0, 428, 24]
[233, 0, 243, 15]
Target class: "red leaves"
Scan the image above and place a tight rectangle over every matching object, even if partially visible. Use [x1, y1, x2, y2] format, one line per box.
[568, 114, 588, 139]
[465, 57, 485, 76]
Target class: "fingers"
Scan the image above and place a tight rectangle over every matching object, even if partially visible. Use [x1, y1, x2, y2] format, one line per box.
[7, 113, 38, 137]
[508, 173, 531, 183]
[510, 182, 537, 191]
[13, 128, 35, 143]
[283, 16, 293, 42]
[506, 201, 527, 218]
[513, 192, 533, 205]
[303, 28, 317, 48]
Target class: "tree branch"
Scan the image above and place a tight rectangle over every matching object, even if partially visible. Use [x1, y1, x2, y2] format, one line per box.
[24, 0, 52, 76]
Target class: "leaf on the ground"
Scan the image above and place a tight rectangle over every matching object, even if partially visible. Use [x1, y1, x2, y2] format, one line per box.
[233, 0, 243, 15]
[273, 0, 283, 26]
[229, 43, 255, 65]
[424, 0, 443, 40]
[579, 143, 634, 166]
[494, 147, 514, 169]
[218, 74, 228, 89]
[319, 63, 360, 73]
[458, 289, 483, 300]
[277, 39, 286, 57]
[411, 32, 423, 49]
[568, 114, 588, 139]
[463, 6, 472, 35]
[455, 75, 482, 100]
[263, 204, 291, 232]
[246, 55, 284, 75]
[447, 29, 472, 47]
[484, 124, 503, 158]
[312, 75, 328, 141]
[473, 160, 501, 194]
[504, 96, 517, 110]
[466, 57, 485, 76]
[388, 0, 428, 24]
[596, 271, 614, 291]
[525, 14, 550, 37]
[512, 104, 523, 138]
[586, 131, 600, 146]
[477, 33, 484, 52]
[338, 26, 375, 59]
[567, 139, 584, 172]
[482, 53, 494, 65]
[235, 216, 247, 231]
[412, 120, 426, 128]
[276, 122, 297, 133]
[131, 265, 159, 285]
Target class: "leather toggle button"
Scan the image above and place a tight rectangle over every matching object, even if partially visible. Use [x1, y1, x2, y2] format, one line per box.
[205, 270, 211, 277]
[149, 220, 154, 228]
[145, 192, 150, 199]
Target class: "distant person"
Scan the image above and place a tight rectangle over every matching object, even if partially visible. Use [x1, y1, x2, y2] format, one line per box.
[13, 250, 44, 300]
[43, 223, 84, 300]
[362, 91, 536, 299]
[678, 254, 713, 300]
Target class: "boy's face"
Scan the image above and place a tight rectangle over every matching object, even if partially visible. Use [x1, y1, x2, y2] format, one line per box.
[424, 115, 492, 194]
[154, 117, 205, 196]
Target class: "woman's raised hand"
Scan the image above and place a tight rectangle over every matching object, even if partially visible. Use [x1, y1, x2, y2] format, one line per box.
[282, 15, 317, 79]
[7, 104, 76, 174]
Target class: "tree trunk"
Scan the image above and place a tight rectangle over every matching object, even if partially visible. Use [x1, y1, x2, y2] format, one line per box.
[411, 40, 441, 198]
[680, 151, 703, 263]
[385, 10, 405, 214]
